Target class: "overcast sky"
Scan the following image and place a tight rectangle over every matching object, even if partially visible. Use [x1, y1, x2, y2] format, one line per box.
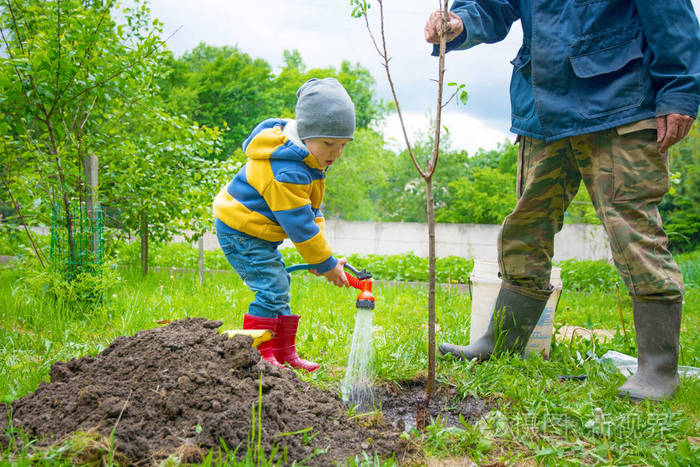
[149, 0, 700, 154]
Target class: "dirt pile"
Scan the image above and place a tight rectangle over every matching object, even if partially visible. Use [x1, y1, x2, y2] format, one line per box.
[0, 318, 405, 465]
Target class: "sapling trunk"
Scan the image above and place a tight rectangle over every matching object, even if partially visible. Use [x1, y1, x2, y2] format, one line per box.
[352, 0, 450, 407]
[425, 1, 449, 400]
[426, 177, 436, 398]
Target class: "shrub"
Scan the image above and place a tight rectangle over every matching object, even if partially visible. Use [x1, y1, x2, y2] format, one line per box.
[18, 262, 117, 314]
[557, 258, 620, 293]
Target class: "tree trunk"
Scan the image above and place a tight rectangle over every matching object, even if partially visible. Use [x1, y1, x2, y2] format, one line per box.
[425, 177, 436, 399]
[140, 211, 148, 276]
[61, 188, 76, 273]
[416, 176, 437, 431]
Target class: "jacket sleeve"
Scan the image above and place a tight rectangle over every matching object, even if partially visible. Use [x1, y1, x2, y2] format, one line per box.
[262, 171, 337, 274]
[633, 0, 700, 117]
[432, 0, 521, 56]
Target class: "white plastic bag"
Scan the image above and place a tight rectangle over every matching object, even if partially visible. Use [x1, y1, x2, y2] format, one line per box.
[598, 350, 700, 379]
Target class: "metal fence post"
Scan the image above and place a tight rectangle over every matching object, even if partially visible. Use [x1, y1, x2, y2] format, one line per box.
[83, 154, 99, 255]
[198, 236, 204, 285]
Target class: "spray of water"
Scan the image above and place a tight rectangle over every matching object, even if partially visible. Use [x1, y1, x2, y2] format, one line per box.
[341, 308, 375, 412]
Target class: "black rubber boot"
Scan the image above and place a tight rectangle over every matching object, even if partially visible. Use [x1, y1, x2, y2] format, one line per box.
[439, 286, 548, 361]
[617, 301, 682, 401]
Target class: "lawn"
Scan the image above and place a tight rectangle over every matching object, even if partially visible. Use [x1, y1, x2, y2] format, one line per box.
[1, 251, 699, 465]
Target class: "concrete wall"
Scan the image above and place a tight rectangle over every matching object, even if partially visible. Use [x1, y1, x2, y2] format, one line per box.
[30, 221, 611, 261]
[195, 220, 612, 262]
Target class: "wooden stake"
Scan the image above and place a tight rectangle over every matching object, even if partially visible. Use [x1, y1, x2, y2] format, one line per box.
[616, 282, 629, 341]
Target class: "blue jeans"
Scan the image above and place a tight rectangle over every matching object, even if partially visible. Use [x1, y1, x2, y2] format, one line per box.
[216, 228, 291, 318]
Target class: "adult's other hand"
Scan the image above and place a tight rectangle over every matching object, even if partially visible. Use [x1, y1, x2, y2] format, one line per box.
[657, 114, 695, 152]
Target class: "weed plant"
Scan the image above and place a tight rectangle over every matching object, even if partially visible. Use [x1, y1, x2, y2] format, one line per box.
[1, 246, 699, 465]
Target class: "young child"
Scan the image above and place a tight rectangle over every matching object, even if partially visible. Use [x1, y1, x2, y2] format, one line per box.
[213, 77, 354, 372]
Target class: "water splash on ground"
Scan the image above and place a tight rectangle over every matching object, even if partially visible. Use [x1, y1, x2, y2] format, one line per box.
[340, 308, 375, 412]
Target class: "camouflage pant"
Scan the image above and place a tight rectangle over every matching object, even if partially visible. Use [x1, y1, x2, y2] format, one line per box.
[499, 119, 684, 303]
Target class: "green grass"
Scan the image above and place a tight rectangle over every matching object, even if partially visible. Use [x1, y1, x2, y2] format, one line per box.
[1, 255, 699, 465]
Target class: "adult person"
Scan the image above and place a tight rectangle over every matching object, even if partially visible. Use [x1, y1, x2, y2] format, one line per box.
[425, 1, 700, 401]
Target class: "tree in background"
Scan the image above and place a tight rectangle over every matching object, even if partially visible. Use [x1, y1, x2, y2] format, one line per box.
[375, 123, 470, 222]
[160, 43, 276, 160]
[161, 45, 388, 160]
[441, 166, 516, 224]
[1, 0, 163, 268]
[323, 128, 395, 220]
[99, 108, 227, 274]
[437, 140, 517, 224]
[158, 39, 605, 231]
[433, 139, 598, 226]
[0, 0, 224, 274]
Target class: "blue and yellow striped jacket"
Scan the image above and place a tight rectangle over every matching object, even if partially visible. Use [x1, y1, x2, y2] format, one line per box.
[213, 118, 337, 273]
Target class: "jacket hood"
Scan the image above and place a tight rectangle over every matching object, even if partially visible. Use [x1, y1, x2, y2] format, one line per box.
[243, 118, 321, 169]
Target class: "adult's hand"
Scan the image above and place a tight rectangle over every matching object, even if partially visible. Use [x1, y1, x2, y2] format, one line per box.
[424, 10, 464, 44]
[657, 114, 695, 152]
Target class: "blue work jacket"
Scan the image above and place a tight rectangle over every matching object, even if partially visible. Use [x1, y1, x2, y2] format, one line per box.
[438, 0, 700, 142]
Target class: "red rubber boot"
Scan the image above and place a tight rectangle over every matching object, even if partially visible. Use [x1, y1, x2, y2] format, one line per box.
[273, 315, 320, 372]
[242, 314, 284, 368]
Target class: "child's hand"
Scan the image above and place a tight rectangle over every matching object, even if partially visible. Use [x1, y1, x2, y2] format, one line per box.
[322, 258, 349, 287]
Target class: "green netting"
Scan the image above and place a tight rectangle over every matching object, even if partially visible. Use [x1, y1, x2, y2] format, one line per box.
[50, 204, 103, 277]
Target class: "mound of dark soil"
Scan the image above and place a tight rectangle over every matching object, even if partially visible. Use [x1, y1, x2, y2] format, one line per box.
[0, 318, 407, 465]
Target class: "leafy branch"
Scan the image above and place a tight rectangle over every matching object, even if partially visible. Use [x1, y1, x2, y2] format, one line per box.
[0, 167, 46, 268]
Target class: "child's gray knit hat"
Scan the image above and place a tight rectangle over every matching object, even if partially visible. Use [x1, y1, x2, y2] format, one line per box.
[296, 78, 355, 141]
